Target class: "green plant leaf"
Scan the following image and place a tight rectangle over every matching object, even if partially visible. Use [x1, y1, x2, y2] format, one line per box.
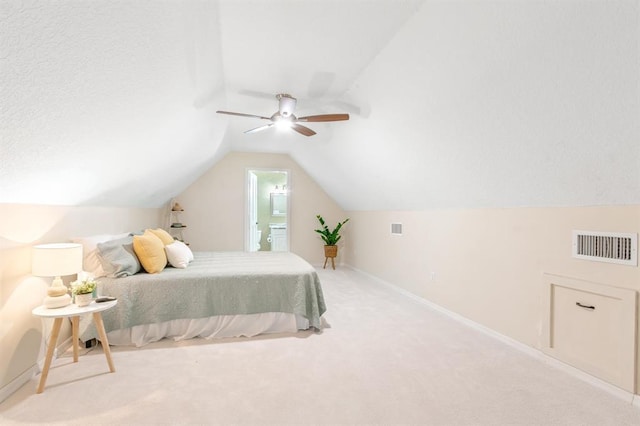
[314, 215, 349, 246]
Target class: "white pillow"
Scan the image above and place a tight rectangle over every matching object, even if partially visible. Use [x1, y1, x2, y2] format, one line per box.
[165, 241, 193, 269]
[71, 233, 129, 278]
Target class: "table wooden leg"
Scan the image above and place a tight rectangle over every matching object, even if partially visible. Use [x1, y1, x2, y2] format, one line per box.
[331, 257, 335, 270]
[71, 316, 79, 362]
[323, 257, 328, 269]
[37, 317, 63, 394]
[92, 312, 115, 373]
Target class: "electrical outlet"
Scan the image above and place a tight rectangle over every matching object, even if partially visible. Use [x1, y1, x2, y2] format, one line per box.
[430, 271, 436, 281]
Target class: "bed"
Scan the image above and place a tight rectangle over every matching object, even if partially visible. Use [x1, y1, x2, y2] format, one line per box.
[79, 251, 326, 346]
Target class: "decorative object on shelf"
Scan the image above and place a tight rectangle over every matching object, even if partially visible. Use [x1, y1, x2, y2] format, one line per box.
[71, 279, 97, 306]
[32, 243, 83, 308]
[168, 200, 188, 245]
[314, 215, 350, 270]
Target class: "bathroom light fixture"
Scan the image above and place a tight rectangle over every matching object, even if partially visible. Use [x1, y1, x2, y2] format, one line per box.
[32, 243, 83, 308]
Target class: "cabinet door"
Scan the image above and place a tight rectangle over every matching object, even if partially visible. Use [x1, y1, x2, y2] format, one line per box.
[542, 274, 636, 392]
[271, 229, 288, 251]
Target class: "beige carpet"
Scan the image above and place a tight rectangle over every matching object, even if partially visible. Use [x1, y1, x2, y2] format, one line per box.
[1, 267, 639, 425]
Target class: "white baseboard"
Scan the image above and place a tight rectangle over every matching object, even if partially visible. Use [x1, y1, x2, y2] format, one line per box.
[0, 335, 73, 404]
[345, 264, 639, 407]
[0, 365, 38, 404]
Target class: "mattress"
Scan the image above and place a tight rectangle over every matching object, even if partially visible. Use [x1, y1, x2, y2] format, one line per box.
[106, 312, 312, 347]
[79, 251, 326, 344]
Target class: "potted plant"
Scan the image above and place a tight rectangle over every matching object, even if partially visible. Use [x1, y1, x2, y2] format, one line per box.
[71, 279, 97, 307]
[314, 215, 349, 269]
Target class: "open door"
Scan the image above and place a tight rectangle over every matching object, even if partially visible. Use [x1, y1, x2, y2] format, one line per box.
[246, 169, 289, 252]
[247, 171, 258, 252]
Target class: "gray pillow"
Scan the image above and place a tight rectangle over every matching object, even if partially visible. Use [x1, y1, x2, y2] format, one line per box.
[97, 236, 141, 278]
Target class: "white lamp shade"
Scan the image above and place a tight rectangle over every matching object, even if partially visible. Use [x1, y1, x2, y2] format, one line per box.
[32, 243, 83, 277]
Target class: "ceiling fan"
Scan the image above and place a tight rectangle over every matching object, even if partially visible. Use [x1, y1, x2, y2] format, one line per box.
[216, 93, 349, 137]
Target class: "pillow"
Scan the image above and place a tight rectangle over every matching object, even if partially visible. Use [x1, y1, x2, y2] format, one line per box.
[71, 233, 130, 278]
[133, 231, 167, 273]
[97, 236, 141, 278]
[147, 228, 174, 246]
[165, 241, 193, 269]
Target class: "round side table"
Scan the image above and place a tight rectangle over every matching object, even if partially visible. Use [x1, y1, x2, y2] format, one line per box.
[32, 300, 117, 393]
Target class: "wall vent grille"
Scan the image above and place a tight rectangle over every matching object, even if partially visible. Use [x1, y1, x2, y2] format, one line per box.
[572, 230, 637, 266]
[391, 223, 403, 235]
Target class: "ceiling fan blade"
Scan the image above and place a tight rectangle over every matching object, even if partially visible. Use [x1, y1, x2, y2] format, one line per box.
[216, 110, 271, 120]
[296, 113, 350, 122]
[291, 123, 316, 137]
[244, 124, 275, 134]
[237, 89, 277, 100]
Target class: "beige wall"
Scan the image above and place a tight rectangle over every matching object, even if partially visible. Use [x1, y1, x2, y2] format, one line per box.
[0, 204, 162, 395]
[345, 206, 640, 393]
[177, 152, 347, 265]
[3, 184, 635, 397]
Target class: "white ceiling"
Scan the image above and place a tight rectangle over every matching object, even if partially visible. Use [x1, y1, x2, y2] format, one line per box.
[2, 0, 638, 210]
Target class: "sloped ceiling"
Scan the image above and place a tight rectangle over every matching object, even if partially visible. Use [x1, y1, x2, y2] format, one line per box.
[2, 0, 638, 210]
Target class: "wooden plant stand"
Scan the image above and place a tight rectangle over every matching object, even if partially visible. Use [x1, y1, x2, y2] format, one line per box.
[323, 245, 338, 270]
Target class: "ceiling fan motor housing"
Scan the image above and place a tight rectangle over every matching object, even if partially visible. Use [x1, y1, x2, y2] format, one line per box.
[277, 93, 296, 117]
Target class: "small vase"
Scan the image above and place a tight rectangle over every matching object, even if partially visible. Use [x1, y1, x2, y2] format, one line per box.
[75, 293, 93, 307]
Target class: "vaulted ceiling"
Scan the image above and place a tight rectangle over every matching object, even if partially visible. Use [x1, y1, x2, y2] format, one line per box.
[2, 0, 638, 210]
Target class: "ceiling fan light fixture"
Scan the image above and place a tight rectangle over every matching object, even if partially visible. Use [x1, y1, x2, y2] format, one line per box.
[275, 118, 293, 130]
[217, 93, 349, 137]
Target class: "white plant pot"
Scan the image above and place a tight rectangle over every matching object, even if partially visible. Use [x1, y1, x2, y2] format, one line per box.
[75, 293, 93, 307]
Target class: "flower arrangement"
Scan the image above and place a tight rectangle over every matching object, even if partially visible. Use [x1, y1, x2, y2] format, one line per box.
[70, 279, 97, 295]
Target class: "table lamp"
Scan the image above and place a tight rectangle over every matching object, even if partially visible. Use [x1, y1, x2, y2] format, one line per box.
[32, 243, 83, 308]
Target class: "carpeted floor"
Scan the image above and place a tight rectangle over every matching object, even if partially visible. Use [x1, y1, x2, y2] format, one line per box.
[1, 267, 639, 425]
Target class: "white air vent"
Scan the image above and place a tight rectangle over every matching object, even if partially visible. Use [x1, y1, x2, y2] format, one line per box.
[572, 230, 637, 266]
[391, 223, 403, 235]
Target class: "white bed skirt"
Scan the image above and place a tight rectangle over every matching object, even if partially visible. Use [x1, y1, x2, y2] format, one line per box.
[105, 312, 311, 347]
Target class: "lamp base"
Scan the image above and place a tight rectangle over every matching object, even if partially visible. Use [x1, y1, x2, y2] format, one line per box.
[43, 293, 71, 309]
[43, 276, 71, 308]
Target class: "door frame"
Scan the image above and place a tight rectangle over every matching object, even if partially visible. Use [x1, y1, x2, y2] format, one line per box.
[244, 168, 291, 252]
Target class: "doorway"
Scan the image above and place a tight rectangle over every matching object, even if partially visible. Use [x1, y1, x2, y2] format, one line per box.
[246, 169, 289, 252]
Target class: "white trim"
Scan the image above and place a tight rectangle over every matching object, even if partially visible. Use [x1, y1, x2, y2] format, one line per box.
[345, 264, 639, 407]
[0, 365, 38, 403]
[0, 335, 73, 403]
[245, 168, 291, 253]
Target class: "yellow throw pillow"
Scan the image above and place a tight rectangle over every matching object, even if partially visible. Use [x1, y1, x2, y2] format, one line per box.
[133, 231, 167, 273]
[148, 228, 175, 246]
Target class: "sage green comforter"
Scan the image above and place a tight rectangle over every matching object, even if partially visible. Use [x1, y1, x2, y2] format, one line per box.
[80, 251, 326, 341]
